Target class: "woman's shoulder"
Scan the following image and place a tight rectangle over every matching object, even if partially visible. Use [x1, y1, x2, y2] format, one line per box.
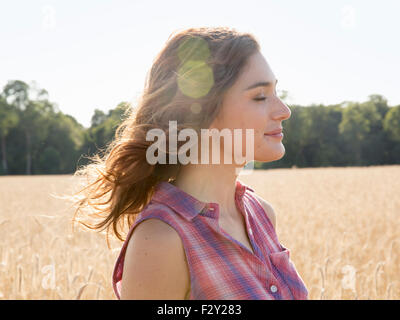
[246, 189, 277, 231]
[121, 217, 190, 299]
[137, 201, 180, 221]
[127, 217, 184, 251]
[129, 201, 188, 245]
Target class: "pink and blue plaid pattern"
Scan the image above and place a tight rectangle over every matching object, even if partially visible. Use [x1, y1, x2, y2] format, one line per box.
[112, 179, 308, 300]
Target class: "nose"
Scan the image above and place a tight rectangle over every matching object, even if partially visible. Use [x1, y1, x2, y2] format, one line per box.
[272, 97, 291, 121]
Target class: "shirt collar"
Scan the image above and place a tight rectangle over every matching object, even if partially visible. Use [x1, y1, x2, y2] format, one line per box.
[151, 179, 255, 221]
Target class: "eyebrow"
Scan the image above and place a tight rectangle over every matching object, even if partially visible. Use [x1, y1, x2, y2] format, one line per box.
[244, 79, 278, 91]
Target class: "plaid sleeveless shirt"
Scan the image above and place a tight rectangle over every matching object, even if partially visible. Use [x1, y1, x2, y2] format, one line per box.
[112, 179, 308, 300]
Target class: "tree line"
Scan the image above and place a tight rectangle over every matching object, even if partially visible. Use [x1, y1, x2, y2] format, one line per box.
[0, 80, 399, 175]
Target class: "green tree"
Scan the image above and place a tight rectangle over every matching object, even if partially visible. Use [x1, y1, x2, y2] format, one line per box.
[0, 96, 19, 174]
[39, 146, 61, 174]
[383, 105, 400, 163]
[2, 80, 32, 174]
[38, 112, 85, 173]
[383, 105, 400, 142]
[339, 102, 381, 165]
[3, 80, 54, 174]
[359, 97, 387, 165]
[80, 102, 130, 162]
[273, 104, 307, 167]
[368, 94, 389, 119]
[91, 109, 107, 127]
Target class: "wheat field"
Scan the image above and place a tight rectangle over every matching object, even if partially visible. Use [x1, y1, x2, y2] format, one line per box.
[0, 165, 399, 299]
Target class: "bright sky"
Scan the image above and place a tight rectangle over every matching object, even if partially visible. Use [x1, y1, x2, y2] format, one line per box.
[1, 0, 399, 128]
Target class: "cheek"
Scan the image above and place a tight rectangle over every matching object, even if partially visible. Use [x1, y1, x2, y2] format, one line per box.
[217, 99, 267, 149]
[242, 108, 267, 136]
[241, 116, 268, 152]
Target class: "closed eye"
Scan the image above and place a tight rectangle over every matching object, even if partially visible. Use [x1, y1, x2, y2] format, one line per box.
[253, 97, 266, 101]
[254, 88, 278, 101]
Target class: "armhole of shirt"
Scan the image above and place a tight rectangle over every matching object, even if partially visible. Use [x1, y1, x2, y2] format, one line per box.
[120, 213, 195, 300]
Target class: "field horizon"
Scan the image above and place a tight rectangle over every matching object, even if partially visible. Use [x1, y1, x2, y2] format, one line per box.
[1, 165, 399, 299]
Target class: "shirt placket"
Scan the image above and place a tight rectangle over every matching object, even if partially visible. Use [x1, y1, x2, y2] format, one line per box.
[203, 203, 283, 299]
[239, 198, 285, 299]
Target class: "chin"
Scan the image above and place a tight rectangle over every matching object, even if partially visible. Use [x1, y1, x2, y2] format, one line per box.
[255, 145, 286, 162]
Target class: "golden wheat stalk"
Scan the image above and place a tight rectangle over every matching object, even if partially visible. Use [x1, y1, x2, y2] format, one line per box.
[75, 282, 104, 300]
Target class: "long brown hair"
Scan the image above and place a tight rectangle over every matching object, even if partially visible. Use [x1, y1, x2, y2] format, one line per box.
[68, 27, 260, 247]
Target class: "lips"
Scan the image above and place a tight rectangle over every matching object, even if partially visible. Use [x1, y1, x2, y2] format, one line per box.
[264, 128, 283, 135]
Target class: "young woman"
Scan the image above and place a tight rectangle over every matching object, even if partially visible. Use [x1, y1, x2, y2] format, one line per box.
[71, 27, 308, 300]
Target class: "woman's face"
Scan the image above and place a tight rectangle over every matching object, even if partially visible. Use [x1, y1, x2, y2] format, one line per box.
[209, 51, 291, 164]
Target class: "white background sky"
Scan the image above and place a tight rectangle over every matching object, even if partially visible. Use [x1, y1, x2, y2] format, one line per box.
[1, 0, 399, 128]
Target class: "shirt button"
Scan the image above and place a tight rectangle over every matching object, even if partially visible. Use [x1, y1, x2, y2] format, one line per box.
[270, 285, 278, 293]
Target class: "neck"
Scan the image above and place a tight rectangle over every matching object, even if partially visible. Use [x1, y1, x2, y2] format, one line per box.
[172, 162, 245, 220]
